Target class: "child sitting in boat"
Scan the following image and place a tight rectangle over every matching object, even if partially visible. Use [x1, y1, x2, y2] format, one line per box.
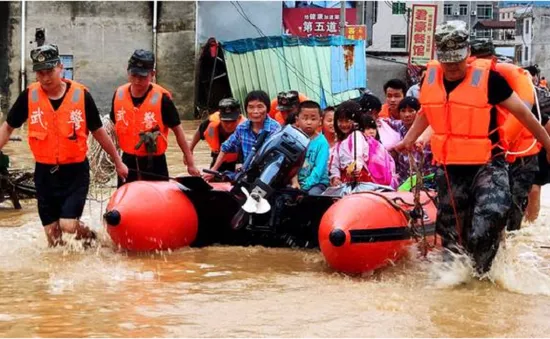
[329, 100, 396, 187]
[391, 97, 437, 187]
[360, 114, 398, 188]
[358, 94, 401, 151]
[291, 101, 330, 195]
[322, 106, 337, 148]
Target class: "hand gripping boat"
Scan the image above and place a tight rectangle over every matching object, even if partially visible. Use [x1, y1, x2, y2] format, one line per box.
[103, 125, 438, 273]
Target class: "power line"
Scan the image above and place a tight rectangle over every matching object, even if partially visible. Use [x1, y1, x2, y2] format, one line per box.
[229, 1, 365, 104]
[229, 1, 330, 97]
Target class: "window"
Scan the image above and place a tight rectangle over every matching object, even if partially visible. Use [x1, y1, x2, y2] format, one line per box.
[390, 35, 406, 48]
[59, 55, 73, 80]
[524, 46, 529, 61]
[516, 19, 524, 35]
[444, 4, 452, 16]
[392, 2, 406, 15]
[475, 29, 492, 39]
[525, 19, 530, 35]
[477, 4, 492, 19]
[501, 29, 515, 40]
[516, 45, 522, 63]
[373, 1, 378, 24]
[459, 4, 468, 16]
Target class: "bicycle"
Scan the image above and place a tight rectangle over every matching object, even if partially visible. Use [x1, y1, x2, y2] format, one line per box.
[0, 144, 37, 209]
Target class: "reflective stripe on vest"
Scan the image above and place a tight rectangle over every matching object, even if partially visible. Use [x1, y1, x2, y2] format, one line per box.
[113, 83, 170, 156]
[27, 80, 88, 165]
[420, 62, 496, 165]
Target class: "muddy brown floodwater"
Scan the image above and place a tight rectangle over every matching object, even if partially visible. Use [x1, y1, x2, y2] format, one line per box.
[1, 120, 550, 337]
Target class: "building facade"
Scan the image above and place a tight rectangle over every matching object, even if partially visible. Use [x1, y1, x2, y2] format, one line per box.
[514, 6, 534, 67]
[2, 1, 196, 119]
[442, 1, 498, 28]
[367, 0, 443, 61]
[499, 5, 520, 21]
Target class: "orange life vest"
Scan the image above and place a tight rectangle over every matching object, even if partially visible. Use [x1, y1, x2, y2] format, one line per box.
[203, 111, 246, 162]
[27, 79, 89, 165]
[378, 104, 390, 119]
[377, 103, 401, 120]
[268, 92, 309, 121]
[114, 83, 171, 156]
[494, 63, 540, 161]
[420, 59, 506, 165]
[540, 79, 547, 88]
[468, 57, 540, 161]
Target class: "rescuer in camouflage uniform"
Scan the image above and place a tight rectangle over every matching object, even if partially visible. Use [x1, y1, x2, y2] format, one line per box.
[470, 39, 542, 232]
[395, 21, 550, 275]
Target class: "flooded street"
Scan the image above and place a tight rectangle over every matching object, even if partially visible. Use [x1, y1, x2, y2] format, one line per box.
[1, 121, 550, 337]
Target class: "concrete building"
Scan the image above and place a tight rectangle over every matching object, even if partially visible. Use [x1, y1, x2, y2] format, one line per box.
[368, 0, 443, 61]
[442, 1, 498, 28]
[2, 1, 196, 119]
[499, 4, 521, 21]
[514, 6, 536, 68]
[472, 20, 516, 45]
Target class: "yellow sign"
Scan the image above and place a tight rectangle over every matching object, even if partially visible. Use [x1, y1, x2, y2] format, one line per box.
[344, 25, 366, 41]
[408, 5, 437, 66]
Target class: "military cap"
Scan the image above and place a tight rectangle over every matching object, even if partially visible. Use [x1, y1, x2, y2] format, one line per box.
[128, 49, 155, 76]
[276, 91, 299, 111]
[434, 20, 470, 63]
[30, 44, 60, 71]
[218, 98, 241, 121]
[470, 39, 495, 58]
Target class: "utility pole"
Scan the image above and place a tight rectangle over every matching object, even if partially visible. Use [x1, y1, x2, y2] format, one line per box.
[357, 0, 365, 25]
[405, 7, 411, 54]
[364, 1, 374, 47]
[340, 0, 346, 35]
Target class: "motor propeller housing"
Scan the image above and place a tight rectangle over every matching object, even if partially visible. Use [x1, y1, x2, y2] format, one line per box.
[234, 125, 310, 214]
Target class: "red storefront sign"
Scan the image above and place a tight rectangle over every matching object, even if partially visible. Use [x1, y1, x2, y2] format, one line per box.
[408, 4, 437, 66]
[283, 8, 357, 37]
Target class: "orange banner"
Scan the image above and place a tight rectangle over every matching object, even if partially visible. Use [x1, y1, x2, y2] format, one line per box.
[344, 25, 366, 41]
[408, 4, 437, 66]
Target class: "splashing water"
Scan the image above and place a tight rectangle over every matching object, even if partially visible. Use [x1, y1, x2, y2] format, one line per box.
[417, 215, 550, 295]
[2, 122, 550, 337]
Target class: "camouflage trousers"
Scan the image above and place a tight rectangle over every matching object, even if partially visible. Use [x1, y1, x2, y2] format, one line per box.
[507, 155, 539, 231]
[435, 157, 512, 274]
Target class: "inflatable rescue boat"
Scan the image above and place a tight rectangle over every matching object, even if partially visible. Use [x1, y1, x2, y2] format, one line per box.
[103, 125, 438, 273]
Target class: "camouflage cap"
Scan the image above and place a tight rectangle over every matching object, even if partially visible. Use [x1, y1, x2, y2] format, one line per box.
[434, 20, 470, 63]
[470, 39, 495, 58]
[276, 91, 299, 111]
[218, 98, 241, 121]
[30, 44, 60, 71]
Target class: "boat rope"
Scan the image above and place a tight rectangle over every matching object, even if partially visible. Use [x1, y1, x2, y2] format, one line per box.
[86, 115, 119, 219]
[406, 151, 436, 256]
[88, 115, 119, 187]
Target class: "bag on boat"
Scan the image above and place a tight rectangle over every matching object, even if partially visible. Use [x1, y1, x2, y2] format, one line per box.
[364, 135, 396, 187]
[377, 118, 401, 150]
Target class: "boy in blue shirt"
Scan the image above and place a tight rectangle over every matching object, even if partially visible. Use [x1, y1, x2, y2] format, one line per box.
[292, 101, 330, 195]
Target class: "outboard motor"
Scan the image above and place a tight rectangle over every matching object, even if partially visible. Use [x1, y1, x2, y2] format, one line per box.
[233, 125, 310, 214]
